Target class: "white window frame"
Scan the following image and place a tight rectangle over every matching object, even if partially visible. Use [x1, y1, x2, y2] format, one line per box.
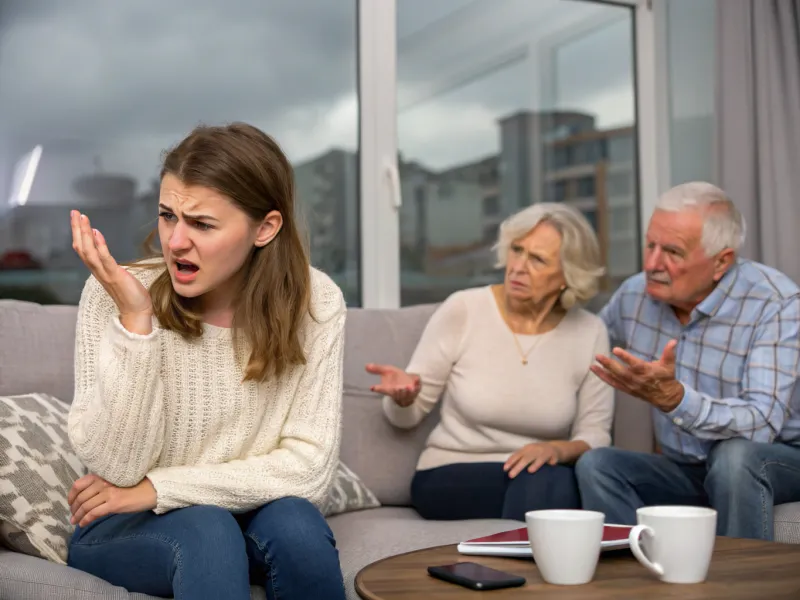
[358, 0, 662, 309]
[630, 0, 661, 243]
[358, 0, 400, 309]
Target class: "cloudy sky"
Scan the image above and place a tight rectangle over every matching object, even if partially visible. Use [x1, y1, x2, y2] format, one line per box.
[0, 0, 645, 205]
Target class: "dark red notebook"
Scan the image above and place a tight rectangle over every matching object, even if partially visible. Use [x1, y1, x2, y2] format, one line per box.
[457, 524, 632, 557]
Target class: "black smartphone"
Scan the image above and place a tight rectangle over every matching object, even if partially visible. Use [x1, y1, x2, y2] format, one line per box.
[427, 561, 526, 591]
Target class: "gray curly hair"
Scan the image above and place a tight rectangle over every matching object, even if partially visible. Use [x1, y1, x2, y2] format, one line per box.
[493, 202, 605, 309]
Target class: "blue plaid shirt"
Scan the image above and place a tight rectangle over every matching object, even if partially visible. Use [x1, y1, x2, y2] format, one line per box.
[600, 259, 800, 463]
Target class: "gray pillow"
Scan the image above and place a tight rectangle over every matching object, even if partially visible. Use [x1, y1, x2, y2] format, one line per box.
[323, 461, 380, 517]
[0, 393, 86, 565]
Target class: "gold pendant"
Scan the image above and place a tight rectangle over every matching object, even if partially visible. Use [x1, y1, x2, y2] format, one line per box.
[522, 359, 528, 365]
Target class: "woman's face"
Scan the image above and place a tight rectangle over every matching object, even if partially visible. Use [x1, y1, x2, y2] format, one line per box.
[504, 222, 566, 306]
[157, 174, 281, 302]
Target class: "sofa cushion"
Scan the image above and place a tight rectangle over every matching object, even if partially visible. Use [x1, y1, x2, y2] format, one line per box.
[341, 304, 441, 506]
[0, 301, 79, 402]
[322, 461, 380, 517]
[328, 506, 518, 600]
[0, 393, 86, 564]
[342, 304, 440, 393]
[0, 548, 267, 600]
[775, 501, 800, 544]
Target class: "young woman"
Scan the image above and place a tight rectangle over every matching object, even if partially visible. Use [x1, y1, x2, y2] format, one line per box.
[65, 123, 346, 600]
[366, 203, 614, 521]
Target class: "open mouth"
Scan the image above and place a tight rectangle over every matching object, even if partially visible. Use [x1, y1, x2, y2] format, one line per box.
[175, 259, 199, 273]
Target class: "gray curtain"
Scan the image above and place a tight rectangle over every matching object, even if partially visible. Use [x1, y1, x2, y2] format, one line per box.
[715, 0, 800, 283]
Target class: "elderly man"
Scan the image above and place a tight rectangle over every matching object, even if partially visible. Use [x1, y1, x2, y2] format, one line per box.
[576, 181, 800, 541]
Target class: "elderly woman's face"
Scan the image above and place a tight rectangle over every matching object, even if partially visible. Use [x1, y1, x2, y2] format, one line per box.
[504, 222, 566, 305]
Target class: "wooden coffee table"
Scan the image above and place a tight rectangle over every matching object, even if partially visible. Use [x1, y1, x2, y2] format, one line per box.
[355, 536, 800, 599]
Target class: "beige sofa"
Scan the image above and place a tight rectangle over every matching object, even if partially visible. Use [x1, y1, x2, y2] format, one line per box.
[1, 298, 799, 600]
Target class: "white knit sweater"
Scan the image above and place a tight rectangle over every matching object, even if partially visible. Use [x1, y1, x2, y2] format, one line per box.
[67, 264, 346, 514]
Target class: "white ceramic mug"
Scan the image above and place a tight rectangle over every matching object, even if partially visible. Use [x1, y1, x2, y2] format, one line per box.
[525, 509, 605, 585]
[628, 506, 717, 584]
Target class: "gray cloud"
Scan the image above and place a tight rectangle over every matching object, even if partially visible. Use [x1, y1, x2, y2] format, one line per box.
[0, 0, 356, 141]
[0, 0, 636, 202]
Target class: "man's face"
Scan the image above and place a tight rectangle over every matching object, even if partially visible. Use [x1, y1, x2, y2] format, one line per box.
[643, 209, 724, 311]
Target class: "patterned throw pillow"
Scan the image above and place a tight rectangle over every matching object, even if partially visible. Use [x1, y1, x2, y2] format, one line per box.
[0, 393, 377, 563]
[323, 461, 380, 517]
[0, 393, 86, 565]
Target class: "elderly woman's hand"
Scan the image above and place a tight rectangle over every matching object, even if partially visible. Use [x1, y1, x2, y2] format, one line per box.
[365, 363, 421, 407]
[503, 442, 562, 478]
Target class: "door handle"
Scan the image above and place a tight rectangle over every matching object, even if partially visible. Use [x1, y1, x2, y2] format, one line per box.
[384, 159, 402, 210]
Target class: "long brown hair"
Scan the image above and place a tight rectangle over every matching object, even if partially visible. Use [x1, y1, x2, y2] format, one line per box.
[135, 122, 311, 381]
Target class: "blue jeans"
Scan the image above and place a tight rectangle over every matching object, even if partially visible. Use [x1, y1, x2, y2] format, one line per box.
[575, 438, 800, 540]
[67, 497, 345, 600]
[411, 462, 580, 521]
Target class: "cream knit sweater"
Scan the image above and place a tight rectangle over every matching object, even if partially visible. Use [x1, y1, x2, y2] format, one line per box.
[383, 286, 614, 471]
[67, 264, 346, 514]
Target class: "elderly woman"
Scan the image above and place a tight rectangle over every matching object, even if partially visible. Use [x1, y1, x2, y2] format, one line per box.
[366, 203, 614, 521]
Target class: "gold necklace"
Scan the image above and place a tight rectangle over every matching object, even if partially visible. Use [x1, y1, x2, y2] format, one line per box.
[493, 286, 541, 365]
[511, 332, 539, 365]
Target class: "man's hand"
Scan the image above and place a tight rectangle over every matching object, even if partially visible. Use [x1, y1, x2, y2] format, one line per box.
[503, 443, 561, 478]
[68, 474, 157, 528]
[591, 339, 684, 412]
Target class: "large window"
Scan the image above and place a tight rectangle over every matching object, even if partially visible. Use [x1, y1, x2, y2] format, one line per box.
[0, 1, 359, 305]
[0, 0, 665, 310]
[395, 0, 640, 306]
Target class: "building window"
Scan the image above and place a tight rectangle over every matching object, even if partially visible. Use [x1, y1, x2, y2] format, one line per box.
[577, 176, 596, 197]
[607, 171, 632, 196]
[483, 194, 500, 216]
[581, 208, 598, 231]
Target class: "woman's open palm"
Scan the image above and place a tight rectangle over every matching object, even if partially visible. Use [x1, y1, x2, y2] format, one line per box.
[365, 363, 421, 407]
[70, 210, 152, 318]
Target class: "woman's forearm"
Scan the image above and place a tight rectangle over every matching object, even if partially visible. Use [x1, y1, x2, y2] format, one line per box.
[550, 440, 591, 464]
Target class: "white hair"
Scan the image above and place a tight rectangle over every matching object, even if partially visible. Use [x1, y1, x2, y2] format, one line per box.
[655, 182, 746, 255]
[493, 202, 605, 309]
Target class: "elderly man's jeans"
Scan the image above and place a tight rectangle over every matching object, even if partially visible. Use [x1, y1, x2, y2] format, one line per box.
[575, 438, 800, 540]
[67, 496, 346, 600]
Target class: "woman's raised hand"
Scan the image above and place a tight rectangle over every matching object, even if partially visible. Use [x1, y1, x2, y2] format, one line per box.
[365, 363, 421, 407]
[70, 210, 153, 333]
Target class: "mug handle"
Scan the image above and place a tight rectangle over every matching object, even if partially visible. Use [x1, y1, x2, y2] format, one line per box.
[628, 524, 665, 577]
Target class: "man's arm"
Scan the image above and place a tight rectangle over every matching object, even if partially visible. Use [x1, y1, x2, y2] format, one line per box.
[668, 296, 800, 442]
